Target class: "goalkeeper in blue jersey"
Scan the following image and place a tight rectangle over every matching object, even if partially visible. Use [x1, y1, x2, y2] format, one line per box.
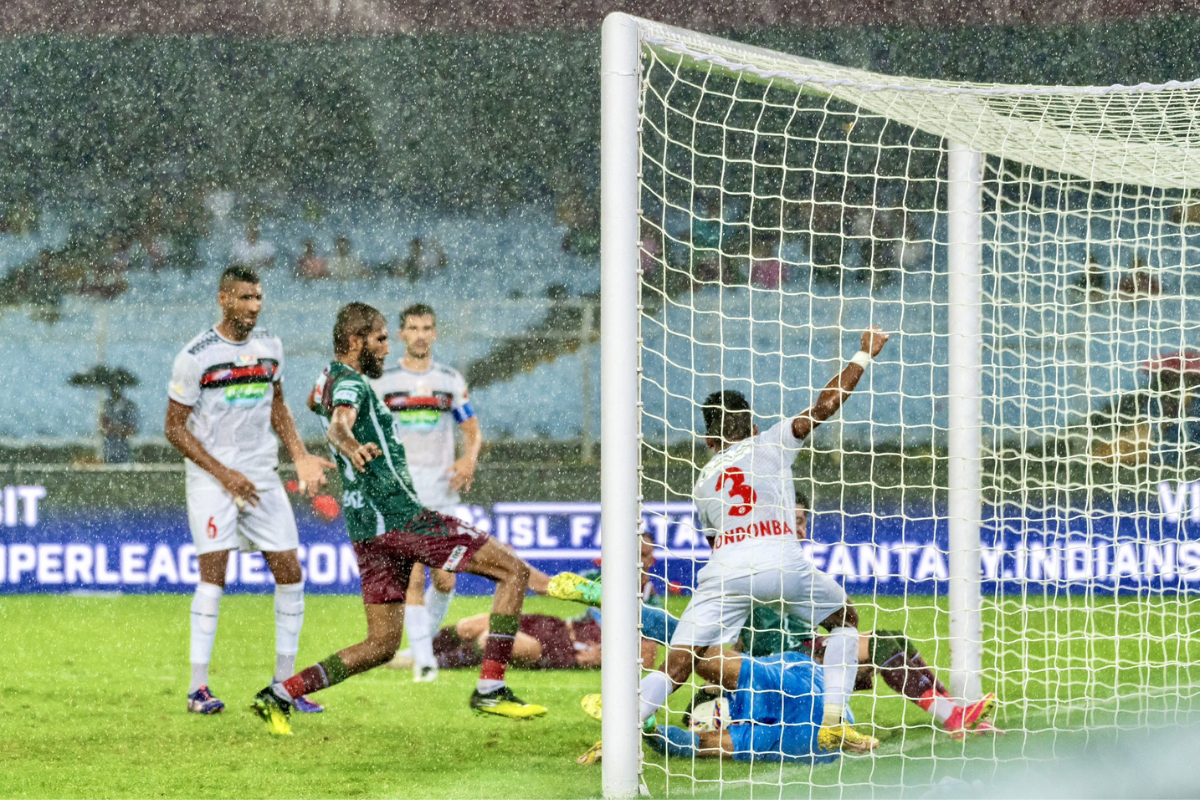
[580, 493, 999, 763]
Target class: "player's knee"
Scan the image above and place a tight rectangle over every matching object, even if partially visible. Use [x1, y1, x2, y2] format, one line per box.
[498, 556, 529, 589]
[432, 570, 456, 594]
[372, 632, 403, 664]
[665, 649, 694, 683]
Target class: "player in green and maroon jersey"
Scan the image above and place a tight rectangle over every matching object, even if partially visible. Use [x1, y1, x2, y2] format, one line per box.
[251, 302, 596, 734]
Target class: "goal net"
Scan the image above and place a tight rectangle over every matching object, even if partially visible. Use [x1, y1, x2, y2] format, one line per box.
[600, 13, 1200, 798]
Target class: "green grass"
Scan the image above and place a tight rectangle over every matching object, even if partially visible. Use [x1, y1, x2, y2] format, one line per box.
[1, 594, 1198, 799]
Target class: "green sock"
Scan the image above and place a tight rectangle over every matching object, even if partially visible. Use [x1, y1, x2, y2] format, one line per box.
[320, 653, 351, 686]
[488, 613, 520, 637]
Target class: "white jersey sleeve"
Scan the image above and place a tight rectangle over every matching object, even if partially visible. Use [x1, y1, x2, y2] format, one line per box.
[753, 418, 805, 468]
[168, 351, 202, 407]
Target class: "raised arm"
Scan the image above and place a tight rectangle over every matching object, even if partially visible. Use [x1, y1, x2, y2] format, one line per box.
[270, 385, 334, 497]
[790, 326, 889, 442]
[327, 404, 381, 472]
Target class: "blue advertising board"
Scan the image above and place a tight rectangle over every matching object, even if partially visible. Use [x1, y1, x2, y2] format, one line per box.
[1, 483, 1199, 595]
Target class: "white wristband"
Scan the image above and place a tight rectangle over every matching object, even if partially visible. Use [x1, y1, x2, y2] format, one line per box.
[850, 350, 872, 370]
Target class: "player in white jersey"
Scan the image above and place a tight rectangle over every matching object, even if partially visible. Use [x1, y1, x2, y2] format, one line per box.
[165, 266, 335, 716]
[370, 303, 482, 682]
[634, 326, 890, 754]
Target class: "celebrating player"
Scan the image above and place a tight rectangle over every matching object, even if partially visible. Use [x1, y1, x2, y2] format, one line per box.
[629, 326, 890, 754]
[251, 302, 598, 734]
[578, 498, 996, 763]
[165, 265, 334, 716]
[371, 303, 480, 682]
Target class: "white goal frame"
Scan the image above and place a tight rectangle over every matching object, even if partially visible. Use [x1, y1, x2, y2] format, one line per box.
[600, 14, 987, 797]
[600, 12, 1200, 797]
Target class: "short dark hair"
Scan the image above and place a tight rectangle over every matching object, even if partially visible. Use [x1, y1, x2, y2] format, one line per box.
[400, 303, 436, 327]
[702, 390, 752, 442]
[333, 302, 385, 356]
[795, 490, 810, 511]
[219, 265, 260, 290]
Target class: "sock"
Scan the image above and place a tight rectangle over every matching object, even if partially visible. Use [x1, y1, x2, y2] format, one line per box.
[280, 653, 351, 700]
[189, 582, 223, 692]
[821, 626, 859, 725]
[406, 604, 436, 670]
[877, 646, 955, 724]
[477, 613, 519, 692]
[645, 725, 701, 758]
[274, 582, 305, 682]
[426, 584, 456, 632]
[639, 670, 674, 723]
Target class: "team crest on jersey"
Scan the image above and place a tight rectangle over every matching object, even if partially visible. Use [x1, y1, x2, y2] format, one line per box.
[235, 353, 258, 366]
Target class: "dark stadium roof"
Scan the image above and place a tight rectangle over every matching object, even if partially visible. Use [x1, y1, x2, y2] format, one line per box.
[0, 0, 1186, 36]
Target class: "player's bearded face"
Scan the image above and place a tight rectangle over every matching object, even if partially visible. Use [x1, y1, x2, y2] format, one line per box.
[359, 322, 390, 379]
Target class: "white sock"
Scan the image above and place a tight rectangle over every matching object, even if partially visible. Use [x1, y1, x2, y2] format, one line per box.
[931, 695, 957, 724]
[821, 627, 860, 725]
[406, 604, 436, 670]
[477, 679, 505, 694]
[189, 582, 223, 692]
[274, 582, 305, 682]
[426, 584, 456, 632]
[639, 670, 674, 723]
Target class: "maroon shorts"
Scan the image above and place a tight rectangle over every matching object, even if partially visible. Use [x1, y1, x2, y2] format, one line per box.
[519, 614, 576, 670]
[353, 510, 489, 605]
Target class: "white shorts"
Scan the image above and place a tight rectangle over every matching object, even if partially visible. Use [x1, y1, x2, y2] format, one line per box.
[186, 471, 299, 556]
[670, 553, 848, 648]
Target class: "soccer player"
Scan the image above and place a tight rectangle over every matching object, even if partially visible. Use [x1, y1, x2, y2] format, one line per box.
[371, 303, 479, 682]
[738, 491, 1000, 739]
[647, 647, 838, 764]
[165, 265, 334, 716]
[251, 302, 597, 734]
[393, 534, 664, 673]
[633, 326, 890, 754]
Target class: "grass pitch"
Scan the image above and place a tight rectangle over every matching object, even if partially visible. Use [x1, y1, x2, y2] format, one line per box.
[1, 594, 1197, 799]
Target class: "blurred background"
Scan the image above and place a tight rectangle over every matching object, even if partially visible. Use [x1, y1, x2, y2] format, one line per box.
[0, 0, 1196, 505]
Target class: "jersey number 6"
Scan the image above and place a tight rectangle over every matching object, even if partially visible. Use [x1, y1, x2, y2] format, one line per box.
[716, 467, 757, 517]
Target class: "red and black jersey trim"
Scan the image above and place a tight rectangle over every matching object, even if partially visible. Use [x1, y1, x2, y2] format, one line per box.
[382, 391, 453, 412]
[199, 359, 280, 390]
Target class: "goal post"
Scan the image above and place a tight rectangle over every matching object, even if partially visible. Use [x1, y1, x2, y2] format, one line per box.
[601, 12, 1200, 796]
[946, 141, 985, 704]
[599, 12, 644, 800]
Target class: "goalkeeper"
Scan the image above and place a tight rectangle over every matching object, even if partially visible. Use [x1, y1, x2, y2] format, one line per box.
[672, 492, 997, 741]
[580, 493, 998, 763]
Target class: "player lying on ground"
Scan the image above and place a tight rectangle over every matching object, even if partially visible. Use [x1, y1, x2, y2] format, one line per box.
[390, 533, 664, 672]
[575, 604, 997, 766]
[736, 491, 1001, 739]
[370, 303, 482, 683]
[720, 606, 999, 740]
[633, 327, 890, 754]
[576, 486, 997, 764]
[648, 647, 841, 764]
[250, 303, 600, 734]
[165, 265, 335, 716]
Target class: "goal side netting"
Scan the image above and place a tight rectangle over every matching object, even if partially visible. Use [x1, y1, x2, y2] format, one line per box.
[600, 13, 1200, 798]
